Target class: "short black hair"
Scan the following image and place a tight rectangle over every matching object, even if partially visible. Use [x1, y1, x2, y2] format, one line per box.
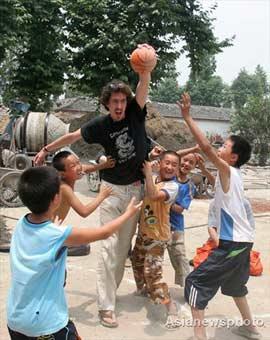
[160, 150, 180, 162]
[52, 150, 72, 171]
[229, 135, 252, 167]
[18, 167, 60, 214]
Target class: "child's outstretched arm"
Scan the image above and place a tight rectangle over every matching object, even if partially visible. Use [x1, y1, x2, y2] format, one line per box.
[64, 197, 142, 245]
[82, 156, 115, 173]
[176, 144, 200, 158]
[62, 184, 112, 218]
[196, 155, 216, 187]
[177, 93, 230, 193]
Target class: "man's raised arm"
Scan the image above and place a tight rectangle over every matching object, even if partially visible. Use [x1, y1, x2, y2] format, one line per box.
[135, 71, 151, 109]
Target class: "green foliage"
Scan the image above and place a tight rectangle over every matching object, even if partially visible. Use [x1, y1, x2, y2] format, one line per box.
[64, 0, 231, 95]
[185, 75, 232, 108]
[230, 65, 270, 165]
[231, 95, 270, 165]
[0, 0, 27, 63]
[3, 0, 66, 111]
[1, 0, 231, 107]
[231, 66, 269, 109]
[150, 77, 181, 103]
[185, 55, 232, 107]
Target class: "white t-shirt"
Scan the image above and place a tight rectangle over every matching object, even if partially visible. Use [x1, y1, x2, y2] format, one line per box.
[213, 167, 255, 242]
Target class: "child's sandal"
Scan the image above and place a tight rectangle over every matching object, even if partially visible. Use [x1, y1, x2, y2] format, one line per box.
[165, 302, 181, 330]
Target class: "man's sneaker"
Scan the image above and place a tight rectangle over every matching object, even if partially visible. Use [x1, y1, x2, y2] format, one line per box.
[67, 244, 91, 256]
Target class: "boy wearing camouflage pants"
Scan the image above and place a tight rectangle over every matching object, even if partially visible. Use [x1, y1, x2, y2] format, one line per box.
[131, 151, 180, 329]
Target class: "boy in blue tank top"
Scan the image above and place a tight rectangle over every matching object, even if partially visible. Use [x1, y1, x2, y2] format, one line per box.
[168, 152, 197, 287]
[168, 148, 215, 287]
[7, 166, 141, 339]
[179, 93, 261, 340]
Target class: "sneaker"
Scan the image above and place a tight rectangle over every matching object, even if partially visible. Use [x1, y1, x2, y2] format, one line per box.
[232, 325, 262, 339]
[67, 244, 91, 256]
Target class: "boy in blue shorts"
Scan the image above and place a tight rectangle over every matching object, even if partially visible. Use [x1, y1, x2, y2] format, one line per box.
[179, 93, 261, 340]
[167, 152, 197, 287]
[7, 166, 141, 339]
[168, 150, 214, 287]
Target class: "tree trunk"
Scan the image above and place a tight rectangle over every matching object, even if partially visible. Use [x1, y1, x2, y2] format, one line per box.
[258, 142, 269, 166]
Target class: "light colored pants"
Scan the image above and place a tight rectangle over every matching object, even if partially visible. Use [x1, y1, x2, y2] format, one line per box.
[167, 231, 190, 287]
[96, 180, 143, 311]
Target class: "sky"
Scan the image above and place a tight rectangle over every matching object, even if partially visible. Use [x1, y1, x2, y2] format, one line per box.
[176, 0, 270, 85]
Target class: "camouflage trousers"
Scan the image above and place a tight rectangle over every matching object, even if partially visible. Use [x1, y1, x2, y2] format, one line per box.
[167, 230, 190, 287]
[131, 235, 170, 304]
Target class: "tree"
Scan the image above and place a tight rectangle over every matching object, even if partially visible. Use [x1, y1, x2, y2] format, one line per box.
[64, 0, 231, 96]
[0, 0, 27, 64]
[231, 66, 269, 110]
[150, 77, 181, 103]
[231, 95, 270, 165]
[150, 68, 182, 103]
[185, 55, 232, 107]
[185, 75, 232, 107]
[0, 0, 28, 97]
[3, 0, 66, 111]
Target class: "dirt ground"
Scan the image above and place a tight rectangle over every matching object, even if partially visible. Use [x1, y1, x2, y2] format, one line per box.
[0, 171, 270, 340]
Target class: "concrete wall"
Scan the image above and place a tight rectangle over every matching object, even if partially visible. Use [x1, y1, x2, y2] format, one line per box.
[174, 118, 230, 138]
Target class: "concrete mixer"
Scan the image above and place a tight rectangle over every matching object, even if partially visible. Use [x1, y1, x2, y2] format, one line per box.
[0, 103, 69, 207]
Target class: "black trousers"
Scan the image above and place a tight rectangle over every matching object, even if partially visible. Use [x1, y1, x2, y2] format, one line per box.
[185, 240, 253, 310]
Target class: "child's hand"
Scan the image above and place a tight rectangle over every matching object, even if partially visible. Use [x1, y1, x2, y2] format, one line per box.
[196, 154, 206, 170]
[208, 227, 219, 247]
[53, 215, 62, 226]
[149, 145, 164, 160]
[210, 236, 219, 248]
[176, 92, 191, 119]
[102, 156, 116, 169]
[99, 184, 113, 199]
[194, 144, 201, 153]
[151, 159, 160, 172]
[125, 196, 143, 217]
[142, 161, 153, 176]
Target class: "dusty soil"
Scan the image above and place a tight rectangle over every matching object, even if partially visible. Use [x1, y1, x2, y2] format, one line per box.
[250, 199, 270, 213]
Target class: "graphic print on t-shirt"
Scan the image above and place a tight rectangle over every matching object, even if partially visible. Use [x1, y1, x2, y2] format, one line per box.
[144, 204, 158, 227]
[110, 127, 135, 164]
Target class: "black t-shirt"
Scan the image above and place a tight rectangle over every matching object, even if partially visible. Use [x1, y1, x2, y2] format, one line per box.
[81, 98, 148, 185]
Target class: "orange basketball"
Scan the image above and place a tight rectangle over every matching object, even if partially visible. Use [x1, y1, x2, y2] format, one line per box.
[130, 44, 157, 73]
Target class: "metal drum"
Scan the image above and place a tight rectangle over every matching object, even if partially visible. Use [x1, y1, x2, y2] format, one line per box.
[15, 112, 69, 152]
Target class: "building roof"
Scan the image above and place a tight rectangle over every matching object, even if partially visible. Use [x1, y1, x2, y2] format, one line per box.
[151, 102, 232, 121]
[54, 96, 232, 122]
[54, 97, 98, 113]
